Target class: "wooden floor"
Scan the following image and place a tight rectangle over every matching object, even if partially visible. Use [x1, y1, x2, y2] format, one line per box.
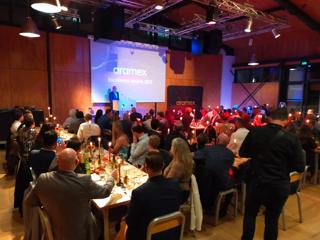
[1, 149, 320, 240]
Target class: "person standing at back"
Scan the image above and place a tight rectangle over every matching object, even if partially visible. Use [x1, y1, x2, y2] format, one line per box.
[239, 108, 305, 240]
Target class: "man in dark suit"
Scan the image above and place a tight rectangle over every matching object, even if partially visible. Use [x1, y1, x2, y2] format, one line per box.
[240, 108, 305, 240]
[25, 148, 118, 240]
[108, 86, 119, 110]
[129, 107, 142, 122]
[164, 121, 189, 151]
[28, 129, 57, 178]
[196, 133, 235, 216]
[126, 152, 182, 240]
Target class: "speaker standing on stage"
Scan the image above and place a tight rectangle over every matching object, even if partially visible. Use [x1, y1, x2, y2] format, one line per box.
[109, 86, 119, 109]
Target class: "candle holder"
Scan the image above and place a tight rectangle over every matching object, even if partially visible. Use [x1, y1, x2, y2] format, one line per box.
[116, 159, 124, 187]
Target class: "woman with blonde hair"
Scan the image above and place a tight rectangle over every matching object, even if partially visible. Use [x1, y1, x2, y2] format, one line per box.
[112, 120, 130, 160]
[164, 137, 193, 203]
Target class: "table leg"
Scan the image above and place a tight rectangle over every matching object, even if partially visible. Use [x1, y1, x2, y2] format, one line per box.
[103, 209, 110, 240]
[313, 153, 319, 184]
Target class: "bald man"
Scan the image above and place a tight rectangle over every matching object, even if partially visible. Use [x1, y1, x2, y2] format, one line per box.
[25, 148, 117, 240]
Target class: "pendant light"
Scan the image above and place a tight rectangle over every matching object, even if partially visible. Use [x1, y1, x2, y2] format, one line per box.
[31, 0, 61, 14]
[248, 53, 259, 66]
[19, 17, 40, 38]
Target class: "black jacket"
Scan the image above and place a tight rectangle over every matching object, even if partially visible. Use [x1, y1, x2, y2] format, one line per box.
[239, 123, 305, 184]
[195, 145, 235, 210]
[28, 149, 56, 178]
[125, 175, 181, 240]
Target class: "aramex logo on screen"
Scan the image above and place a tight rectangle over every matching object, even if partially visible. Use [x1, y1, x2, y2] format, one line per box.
[113, 67, 147, 76]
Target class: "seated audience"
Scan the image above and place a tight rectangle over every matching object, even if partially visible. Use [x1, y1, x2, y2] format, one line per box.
[62, 109, 77, 129]
[125, 152, 182, 240]
[164, 138, 193, 203]
[28, 130, 57, 178]
[148, 135, 172, 168]
[156, 111, 168, 128]
[25, 148, 118, 240]
[197, 133, 237, 216]
[94, 109, 103, 124]
[298, 124, 317, 176]
[164, 121, 189, 151]
[122, 112, 133, 142]
[32, 123, 56, 150]
[143, 113, 153, 130]
[97, 109, 113, 134]
[130, 107, 142, 122]
[128, 125, 149, 167]
[68, 111, 85, 134]
[112, 120, 130, 160]
[10, 108, 24, 135]
[17, 116, 37, 160]
[227, 118, 249, 155]
[77, 114, 101, 143]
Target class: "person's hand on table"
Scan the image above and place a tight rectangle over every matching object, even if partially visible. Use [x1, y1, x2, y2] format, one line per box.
[111, 169, 119, 182]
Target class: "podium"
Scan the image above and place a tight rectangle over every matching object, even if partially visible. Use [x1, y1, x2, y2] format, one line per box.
[112, 100, 119, 111]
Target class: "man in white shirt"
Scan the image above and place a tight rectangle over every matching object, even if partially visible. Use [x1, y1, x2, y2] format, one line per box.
[10, 109, 24, 134]
[77, 114, 101, 143]
[227, 118, 249, 155]
[128, 125, 149, 167]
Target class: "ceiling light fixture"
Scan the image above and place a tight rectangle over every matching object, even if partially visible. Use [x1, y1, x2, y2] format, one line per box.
[248, 53, 259, 66]
[244, 17, 253, 33]
[206, 6, 218, 25]
[155, 5, 163, 10]
[31, 0, 61, 14]
[19, 16, 40, 38]
[271, 28, 280, 38]
[51, 16, 62, 29]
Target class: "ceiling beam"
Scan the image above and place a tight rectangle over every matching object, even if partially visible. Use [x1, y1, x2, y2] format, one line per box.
[273, 0, 320, 33]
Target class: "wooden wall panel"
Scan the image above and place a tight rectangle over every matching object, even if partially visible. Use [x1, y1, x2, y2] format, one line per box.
[50, 33, 89, 73]
[137, 51, 223, 114]
[0, 25, 48, 109]
[50, 33, 91, 121]
[0, 70, 11, 107]
[10, 70, 48, 109]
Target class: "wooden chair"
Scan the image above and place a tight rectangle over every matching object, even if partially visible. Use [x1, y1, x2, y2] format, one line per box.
[214, 188, 238, 226]
[281, 171, 303, 231]
[146, 211, 185, 240]
[115, 218, 128, 240]
[38, 207, 54, 240]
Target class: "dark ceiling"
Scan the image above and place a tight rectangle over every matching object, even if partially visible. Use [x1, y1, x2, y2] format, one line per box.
[0, 0, 319, 42]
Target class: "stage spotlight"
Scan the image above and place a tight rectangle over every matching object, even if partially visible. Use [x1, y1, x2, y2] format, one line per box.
[244, 17, 253, 33]
[271, 28, 280, 38]
[248, 53, 259, 66]
[206, 6, 218, 25]
[51, 16, 62, 29]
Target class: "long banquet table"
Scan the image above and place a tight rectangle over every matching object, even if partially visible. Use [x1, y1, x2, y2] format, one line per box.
[91, 161, 148, 240]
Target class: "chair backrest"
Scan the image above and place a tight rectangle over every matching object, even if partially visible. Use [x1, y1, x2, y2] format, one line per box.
[29, 167, 37, 182]
[38, 207, 54, 240]
[289, 171, 303, 193]
[146, 211, 185, 240]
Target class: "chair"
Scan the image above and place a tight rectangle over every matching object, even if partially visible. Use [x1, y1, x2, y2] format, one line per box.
[38, 207, 54, 240]
[179, 174, 203, 232]
[146, 211, 185, 240]
[281, 171, 303, 231]
[214, 188, 238, 226]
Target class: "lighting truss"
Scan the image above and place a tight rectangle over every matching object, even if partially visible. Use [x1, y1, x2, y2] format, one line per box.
[193, 0, 288, 25]
[173, 12, 241, 36]
[125, 0, 184, 27]
[223, 23, 290, 41]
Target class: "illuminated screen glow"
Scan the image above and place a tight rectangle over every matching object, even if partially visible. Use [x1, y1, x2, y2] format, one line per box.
[90, 39, 166, 103]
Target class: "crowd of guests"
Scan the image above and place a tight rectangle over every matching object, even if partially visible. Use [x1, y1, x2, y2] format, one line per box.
[4, 104, 316, 239]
